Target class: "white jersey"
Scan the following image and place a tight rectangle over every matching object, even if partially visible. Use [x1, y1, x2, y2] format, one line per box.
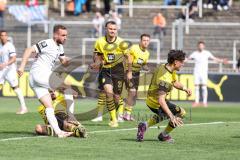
[31, 39, 64, 72]
[189, 50, 214, 75]
[0, 41, 17, 69]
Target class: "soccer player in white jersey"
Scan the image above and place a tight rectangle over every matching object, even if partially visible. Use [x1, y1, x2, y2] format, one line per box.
[0, 30, 28, 114]
[188, 41, 228, 107]
[17, 25, 73, 138]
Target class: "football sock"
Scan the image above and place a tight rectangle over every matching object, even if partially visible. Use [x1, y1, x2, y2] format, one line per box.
[125, 105, 132, 115]
[45, 108, 61, 135]
[117, 97, 124, 115]
[106, 96, 117, 122]
[202, 86, 208, 104]
[162, 122, 175, 136]
[195, 85, 200, 103]
[96, 92, 106, 117]
[14, 88, 27, 110]
[147, 114, 160, 128]
[64, 88, 74, 114]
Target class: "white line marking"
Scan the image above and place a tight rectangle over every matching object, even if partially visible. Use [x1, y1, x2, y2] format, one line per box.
[88, 121, 225, 134]
[0, 121, 239, 142]
[0, 136, 46, 142]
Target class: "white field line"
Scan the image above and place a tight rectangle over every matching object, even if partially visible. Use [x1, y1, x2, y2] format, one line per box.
[0, 136, 47, 142]
[88, 121, 225, 134]
[0, 121, 239, 142]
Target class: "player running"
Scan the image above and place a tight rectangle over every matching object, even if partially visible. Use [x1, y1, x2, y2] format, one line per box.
[0, 30, 28, 114]
[119, 34, 151, 121]
[90, 21, 128, 127]
[18, 25, 73, 138]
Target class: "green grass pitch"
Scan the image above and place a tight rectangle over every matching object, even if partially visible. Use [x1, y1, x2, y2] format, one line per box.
[0, 97, 240, 160]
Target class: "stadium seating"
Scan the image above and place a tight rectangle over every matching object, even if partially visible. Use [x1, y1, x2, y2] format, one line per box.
[3, 1, 240, 72]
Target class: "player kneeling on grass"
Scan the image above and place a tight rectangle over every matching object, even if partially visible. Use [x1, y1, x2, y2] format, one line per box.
[136, 50, 192, 143]
[35, 90, 87, 138]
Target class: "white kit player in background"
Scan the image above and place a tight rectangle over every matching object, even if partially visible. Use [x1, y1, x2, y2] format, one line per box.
[0, 30, 28, 114]
[17, 25, 74, 138]
[188, 41, 228, 107]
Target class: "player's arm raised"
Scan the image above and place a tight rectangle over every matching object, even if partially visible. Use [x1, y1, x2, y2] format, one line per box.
[173, 81, 192, 97]
[18, 46, 36, 77]
[211, 56, 228, 64]
[158, 90, 183, 127]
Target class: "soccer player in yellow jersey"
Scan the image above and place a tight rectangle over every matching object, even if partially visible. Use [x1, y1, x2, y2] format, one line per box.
[136, 50, 192, 142]
[90, 21, 128, 127]
[35, 90, 87, 138]
[120, 34, 151, 121]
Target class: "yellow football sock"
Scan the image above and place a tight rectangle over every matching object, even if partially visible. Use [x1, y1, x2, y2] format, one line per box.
[164, 123, 175, 134]
[97, 92, 106, 116]
[147, 114, 159, 128]
[117, 98, 124, 115]
[125, 105, 132, 115]
[106, 97, 117, 122]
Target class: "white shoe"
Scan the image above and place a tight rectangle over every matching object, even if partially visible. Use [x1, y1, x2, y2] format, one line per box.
[57, 131, 73, 138]
[16, 108, 28, 115]
[208, 3, 213, 9]
[118, 114, 124, 123]
[91, 116, 103, 122]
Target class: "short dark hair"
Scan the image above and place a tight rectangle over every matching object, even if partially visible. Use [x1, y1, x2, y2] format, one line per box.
[53, 25, 67, 33]
[105, 21, 117, 27]
[198, 41, 205, 45]
[0, 30, 7, 35]
[167, 50, 186, 64]
[140, 34, 150, 40]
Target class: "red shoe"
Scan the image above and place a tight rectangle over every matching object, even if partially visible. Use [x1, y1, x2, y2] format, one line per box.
[158, 132, 174, 143]
[136, 122, 146, 142]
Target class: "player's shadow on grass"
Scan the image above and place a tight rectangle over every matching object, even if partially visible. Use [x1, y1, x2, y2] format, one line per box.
[231, 136, 240, 139]
[120, 138, 157, 142]
[0, 131, 34, 136]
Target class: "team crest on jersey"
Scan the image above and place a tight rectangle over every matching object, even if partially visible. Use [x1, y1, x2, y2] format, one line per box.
[137, 58, 144, 65]
[39, 41, 48, 49]
[107, 54, 115, 61]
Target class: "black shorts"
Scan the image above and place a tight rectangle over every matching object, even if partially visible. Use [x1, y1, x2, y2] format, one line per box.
[55, 111, 79, 130]
[125, 71, 140, 90]
[98, 63, 124, 95]
[147, 101, 183, 119]
[55, 111, 68, 130]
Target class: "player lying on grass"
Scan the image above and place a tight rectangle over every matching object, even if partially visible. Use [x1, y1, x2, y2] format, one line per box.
[136, 50, 192, 143]
[35, 90, 87, 138]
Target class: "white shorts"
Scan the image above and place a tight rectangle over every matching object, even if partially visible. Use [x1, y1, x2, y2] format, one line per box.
[0, 67, 18, 87]
[29, 69, 65, 99]
[194, 73, 208, 85]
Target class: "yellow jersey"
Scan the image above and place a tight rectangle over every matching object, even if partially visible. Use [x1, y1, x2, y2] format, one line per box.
[38, 93, 67, 124]
[146, 64, 177, 109]
[128, 44, 150, 72]
[94, 36, 127, 68]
